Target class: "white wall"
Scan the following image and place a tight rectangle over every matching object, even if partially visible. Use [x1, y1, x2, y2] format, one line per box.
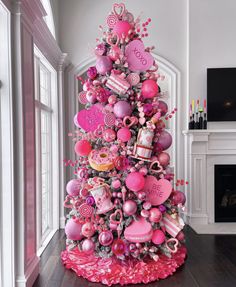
[50, 0, 59, 40]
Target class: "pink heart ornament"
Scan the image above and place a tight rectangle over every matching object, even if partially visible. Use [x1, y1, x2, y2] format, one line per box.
[166, 238, 179, 254]
[141, 176, 172, 205]
[112, 3, 125, 18]
[150, 160, 163, 173]
[77, 105, 105, 132]
[110, 209, 123, 225]
[124, 217, 153, 243]
[125, 40, 154, 72]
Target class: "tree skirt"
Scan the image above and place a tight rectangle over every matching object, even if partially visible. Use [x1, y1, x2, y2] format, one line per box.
[61, 245, 187, 286]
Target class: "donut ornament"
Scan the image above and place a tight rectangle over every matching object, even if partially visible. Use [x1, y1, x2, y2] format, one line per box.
[88, 147, 117, 171]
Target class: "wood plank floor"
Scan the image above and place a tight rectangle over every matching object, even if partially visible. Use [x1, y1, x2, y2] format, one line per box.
[33, 226, 236, 287]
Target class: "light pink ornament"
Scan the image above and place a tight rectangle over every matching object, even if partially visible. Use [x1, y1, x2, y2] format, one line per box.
[112, 179, 121, 189]
[74, 139, 92, 156]
[125, 40, 154, 72]
[65, 219, 83, 240]
[157, 152, 170, 167]
[86, 91, 97, 104]
[152, 229, 166, 245]
[139, 167, 148, 175]
[125, 172, 145, 192]
[141, 176, 172, 205]
[127, 73, 140, 86]
[77, 105, 105, 132]
[140, 209, 149, 218]
[66, 179, 81, 196]
[124, 217, 153, 243]
[113, 21, 131, 38]
[117, 127, 131, 142]
[82, 239, 95, 254]
[108, 95, 117, 105]
[78, 203, 94, 218]
[78, 91, 88, 105]
[96, 56, 113, 75]
[149, 208, 162, 223]
[82, 222, 95, 238]
[113, 101, 132, 119]
[166, 238, 179, 253]
[141, 79, 159, 99]
[99, 230, 114, 246]
[103, 128, 116, 142]
[123, 200, 137, 216]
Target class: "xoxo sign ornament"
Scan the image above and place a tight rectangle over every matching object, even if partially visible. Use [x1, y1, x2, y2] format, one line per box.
[141, 176, 172, 205]
[77, 104, 105, 132]
[125, 40, 154, 72]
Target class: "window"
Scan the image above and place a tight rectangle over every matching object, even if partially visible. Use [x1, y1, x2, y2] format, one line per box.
[34, 46, 59, 255]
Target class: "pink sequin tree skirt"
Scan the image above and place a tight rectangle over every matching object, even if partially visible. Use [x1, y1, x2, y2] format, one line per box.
[61, 245, 187, 286]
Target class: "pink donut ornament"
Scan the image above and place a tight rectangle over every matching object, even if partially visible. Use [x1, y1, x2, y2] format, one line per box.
[88, 147, 117, 172]
[152, 229, 166, 245]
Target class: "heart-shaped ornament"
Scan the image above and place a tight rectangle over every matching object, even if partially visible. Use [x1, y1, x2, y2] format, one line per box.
[123, 116, 138, 128]
[112, 3, 125, 18]
[110, 209, 123, 225]
[150, 160, 163, 173]
[124, 217, 153, 243]
[125, 40, 154, 72]
[166, 238, 179, 254]
[141, 176, 172, 205]
[77, 105, 105, 132]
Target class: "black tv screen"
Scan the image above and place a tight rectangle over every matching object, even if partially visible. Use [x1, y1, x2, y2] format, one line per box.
[207, 68, 236, 121]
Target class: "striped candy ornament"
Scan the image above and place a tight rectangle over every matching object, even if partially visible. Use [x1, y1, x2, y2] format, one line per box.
[106, 14, 118, 28]
[106, 74, 130, 95]
[78, 91, 88, 105]
[162, 213, 184, 238]
[104, 112, 116, 127]
[78, 203, 94, 218]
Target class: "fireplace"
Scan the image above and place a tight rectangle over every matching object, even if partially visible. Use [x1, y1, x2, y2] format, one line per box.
[215, 165, 236, 222]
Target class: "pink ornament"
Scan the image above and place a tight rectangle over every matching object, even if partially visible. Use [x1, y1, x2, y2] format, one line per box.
[65, 219, 83, 240]
[123, 200, 137, 216]
[113, 101, 132, 118]
[114, 155, 129, 171]
[82, 222, 95, 238]
[170, 191, 186, 206]
[66, 179, 81, 196]
[149, 208, 162, 223]
[109, 222, 118, 230]
[125, 172, 145, 192]
[156, 131, 172, 151]
[111, 239, 126, 256]
[125, 40, 154, 72]
[78, 203, 94, 218]
[157, 152, 170, 168]
[74, 140, 92, 156]
[112, 179, 121, 189]
[141, 209, 150, 218]
[96, 56, 113, 75]
[113, 21, 131, 37]
[87, 66, 97, 79]
[82, 239, 95, 254]
[143, 201, 152, 210]
[141, 176, 172, 205]
[176, 231, 185, 241]
[139, 167, 148, 175]
[117, 127, 131, 142]
[141, 79, 159, 99]
[95, 43, 106, 56]
[137, 191, 146, 200]
[103, 128, 116, 142]
[99, 230, 114, 246]
[158, 100, 168, 116]
[152, 230, 166, 245]
[86, 91, 97, 104]
[108, 95, 117, 105]
[124, 217, 153, 243]
[77, 105, 105, 132]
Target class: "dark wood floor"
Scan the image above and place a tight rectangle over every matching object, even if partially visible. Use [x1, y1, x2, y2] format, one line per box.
[33, 226, 236, 287]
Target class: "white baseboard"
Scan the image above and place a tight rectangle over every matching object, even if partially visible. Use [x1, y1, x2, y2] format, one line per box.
[16, 255, 40, 287]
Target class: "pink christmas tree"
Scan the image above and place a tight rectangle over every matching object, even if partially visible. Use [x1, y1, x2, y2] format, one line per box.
[62, 3, 187, 285]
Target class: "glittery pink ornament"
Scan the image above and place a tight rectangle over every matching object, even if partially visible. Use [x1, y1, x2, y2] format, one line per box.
[111, 239, 126, 256]
[152, 230, 166, 245]
[117, 127, 131, 142]
[96, 56, 113, 75]
[103, 129, 116, 142]
[125, 172, 145, 192]
[95, 43, 106, 56]
[114, 156, 129, 171]
[113, 21, 131, 37]
[65, 219, 83, 240]
[82, 239, 95, 254]
[123, 200, 137, 216]
[66, 179, 81, 196]
[113, 101, 132, 119]
[157, 152, 170, 167]
[74, 140, 92, 156]
[141, 79, 159, 99]
[99, 230, 114, 246]
[87, 66, 97, 79]
[112, 179, 121, 189]
[149, 208, 162, 223]
[82, 222, 95, 238]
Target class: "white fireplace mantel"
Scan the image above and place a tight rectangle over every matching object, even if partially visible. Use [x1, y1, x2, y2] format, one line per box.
[183, 129, 236, 234]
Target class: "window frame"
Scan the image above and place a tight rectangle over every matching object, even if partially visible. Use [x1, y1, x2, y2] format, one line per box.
[34, 45, 59, 256]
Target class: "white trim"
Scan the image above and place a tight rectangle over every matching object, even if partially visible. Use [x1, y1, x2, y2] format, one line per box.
[41, 0, 56, 39]
[0, 2, 15, 287]
[16, 255, 39, 287]
[37, 228, 57, 257]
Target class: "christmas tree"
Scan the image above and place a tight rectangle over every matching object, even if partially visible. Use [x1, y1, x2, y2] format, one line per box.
[61, 3, 187, 285]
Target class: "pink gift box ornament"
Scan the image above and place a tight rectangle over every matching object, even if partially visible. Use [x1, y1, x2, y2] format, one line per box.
[106, 73, 130, 95]
[162, 213, 185, 238]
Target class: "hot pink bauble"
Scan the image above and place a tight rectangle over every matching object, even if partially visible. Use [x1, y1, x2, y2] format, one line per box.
[81, 222, 95, 238]
[112, 179, 121, 189]
[176, 231, 185, 242]
[123, 200, 137, 216]
[149, 208, 162, 223]
[141, 79, 159, 99]
[158, 100, 168, 116]
[125, 172, 145, 192]
[98, 230, 114, 246]
[65, 219, 83, 240]
[74, 139, 92, 156]
[156, 130, 172, 151]
[157, 152, 170, 168]
[113, 21, 131, 37]
[96, 56, 113, 75]
[66, 179, 81, 196]
[117, 127, 131, 142]
[113, 101, 132, 118]
[111, 239, 126, 256]
[103, 129, 116, 142]
[82, 239, 95, 254]
[170, 190, 186, 205]
[152, 229, 166, 245]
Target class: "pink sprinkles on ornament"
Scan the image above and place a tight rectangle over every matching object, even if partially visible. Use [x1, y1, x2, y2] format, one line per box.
[78, 203, 94, 218]
[78, 91, 88, 105]
[104, 112, 116, 127]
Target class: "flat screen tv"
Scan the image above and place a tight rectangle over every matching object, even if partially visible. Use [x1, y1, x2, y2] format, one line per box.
[207, 68, 236, 121]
